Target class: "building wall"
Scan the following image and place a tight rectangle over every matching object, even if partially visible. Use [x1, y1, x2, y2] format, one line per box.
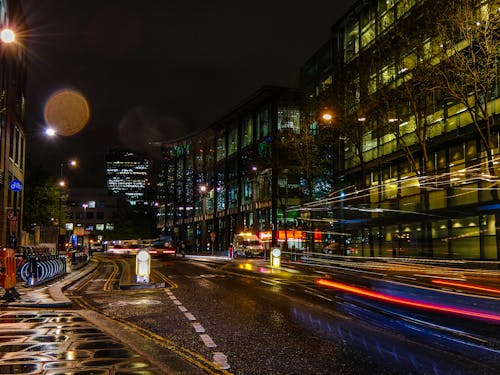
[159, 87, 303, 252]
[1, 0, 27, 247]
[301, 0, 500, 259]
[66, 188, 118, 248]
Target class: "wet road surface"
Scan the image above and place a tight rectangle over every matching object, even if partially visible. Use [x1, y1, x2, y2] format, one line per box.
[69, 255, 500, 374]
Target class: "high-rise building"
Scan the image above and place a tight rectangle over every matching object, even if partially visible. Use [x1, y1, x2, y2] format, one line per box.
[105, 147, 152, 206]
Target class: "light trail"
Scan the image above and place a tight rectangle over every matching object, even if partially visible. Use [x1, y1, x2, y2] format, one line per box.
[316, 278, 500, 323]
[432, 279, 500, 294]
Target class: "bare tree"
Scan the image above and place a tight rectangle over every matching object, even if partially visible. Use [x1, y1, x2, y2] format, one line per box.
[435, 0, 500, 198]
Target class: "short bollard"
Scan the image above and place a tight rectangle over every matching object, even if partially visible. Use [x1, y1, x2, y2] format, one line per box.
[66, 256, 72, 273]
[270, 247, 281, 268]
[136, 249, 150, 283]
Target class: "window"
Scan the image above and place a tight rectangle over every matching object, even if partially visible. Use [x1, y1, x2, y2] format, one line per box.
[278, 107, 300, 133]
[216, 135, 226, 161]
[257, 108, 270, 139]
[228, 127, 238, 156]
[344, 19, 359, 62]
[241, 116, 253, 148]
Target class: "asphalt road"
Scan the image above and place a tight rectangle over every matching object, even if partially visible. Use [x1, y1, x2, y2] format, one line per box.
[69, 254, 500, 374]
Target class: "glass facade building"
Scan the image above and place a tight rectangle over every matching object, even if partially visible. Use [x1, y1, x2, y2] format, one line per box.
[301, 0, 500, 259]
[105, 147, 152, 206]
[158, 0, 499, 260]
[158, 87, 303, 253]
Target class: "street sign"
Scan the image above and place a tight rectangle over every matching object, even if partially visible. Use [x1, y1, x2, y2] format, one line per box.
[9, 179, 22, 192]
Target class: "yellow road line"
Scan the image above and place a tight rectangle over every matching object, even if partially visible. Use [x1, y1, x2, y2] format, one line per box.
[74, 296, 232, 374]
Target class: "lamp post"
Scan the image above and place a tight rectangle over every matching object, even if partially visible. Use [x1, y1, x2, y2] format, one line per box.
[319, 107, 346, 254]
[57, 159, 77, 255]
[82, 202, 88, 255]
[57, 179, 66, 255]
[199, 185, 207, 253]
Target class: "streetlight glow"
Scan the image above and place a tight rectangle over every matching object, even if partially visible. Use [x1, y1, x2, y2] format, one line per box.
[45, 127, 56, 137]
[321, 112, 333, 122]
[0, 28, 15, 43]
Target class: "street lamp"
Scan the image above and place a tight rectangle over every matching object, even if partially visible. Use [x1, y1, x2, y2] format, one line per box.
[199, 185, 208, 253]
[319, 107, 347, 254]
[57, 179, 67, 255]
[0, 28, 15, 44]
[60, 159, 77, 179]
[56, 159, 78, 255]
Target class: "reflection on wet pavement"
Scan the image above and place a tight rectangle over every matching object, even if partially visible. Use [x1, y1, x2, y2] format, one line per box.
[0, 311, 162, 374]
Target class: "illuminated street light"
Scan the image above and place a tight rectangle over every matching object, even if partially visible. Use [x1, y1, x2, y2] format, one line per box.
[320, 107, 334, 123]
[45, 127, 56, 137]
[0, 28, 15, 44]
[57, 159, 78, 254]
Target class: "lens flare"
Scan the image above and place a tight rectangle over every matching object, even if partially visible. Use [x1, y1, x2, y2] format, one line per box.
[44, 89, 90, 136]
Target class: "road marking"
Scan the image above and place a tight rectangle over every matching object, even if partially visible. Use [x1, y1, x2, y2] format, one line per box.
[192, 322, 205, 332]
[185, 312, 196, 321]
[200, 334, 217, 348]
[213, 352, 230, 369]
[303, 289, 334, 302]
[164, 289, 230, 369]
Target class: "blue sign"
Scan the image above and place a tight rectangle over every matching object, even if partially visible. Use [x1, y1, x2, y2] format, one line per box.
[9, 178, 22, 192]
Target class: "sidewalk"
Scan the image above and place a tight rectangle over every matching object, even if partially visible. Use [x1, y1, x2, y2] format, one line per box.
[2, 260, 98, 308]
[0, 261, 207, 374]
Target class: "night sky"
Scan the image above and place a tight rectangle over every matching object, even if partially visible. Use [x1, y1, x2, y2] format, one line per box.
[21, 0, 354, 188]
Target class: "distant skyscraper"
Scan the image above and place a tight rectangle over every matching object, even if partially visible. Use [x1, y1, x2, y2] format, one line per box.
[105, 147, 152, 205]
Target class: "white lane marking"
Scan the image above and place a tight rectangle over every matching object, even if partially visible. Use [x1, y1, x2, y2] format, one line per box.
[185, 312, 196, 321]
[303, 289, 334, 302]
[200, 334, 217, 348]
[165, 289, 230, 369]
[213, 352, 230, 370]
[192, 322, 205, 333]
[395, 275, 417, 280]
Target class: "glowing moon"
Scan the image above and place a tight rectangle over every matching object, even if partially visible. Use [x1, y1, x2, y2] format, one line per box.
[44, 90, 90, 136]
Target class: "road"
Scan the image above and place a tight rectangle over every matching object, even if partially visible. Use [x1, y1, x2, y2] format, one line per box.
[67, 253, 500, 374]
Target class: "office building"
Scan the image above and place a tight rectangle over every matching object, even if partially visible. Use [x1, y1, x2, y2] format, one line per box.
[301, 0, 500, 259]
[105, 146, 152, 206]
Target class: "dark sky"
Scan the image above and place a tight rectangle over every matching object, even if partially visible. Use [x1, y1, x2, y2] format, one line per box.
[21, 0, 354, 188]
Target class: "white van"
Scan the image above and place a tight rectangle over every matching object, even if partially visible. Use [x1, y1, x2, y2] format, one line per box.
[232, 232, 264, 258]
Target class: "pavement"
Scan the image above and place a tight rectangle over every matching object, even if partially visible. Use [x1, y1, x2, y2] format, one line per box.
[0, 260, 208, 375]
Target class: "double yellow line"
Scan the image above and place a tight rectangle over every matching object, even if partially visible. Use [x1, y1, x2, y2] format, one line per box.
[73, 257, 232, 374]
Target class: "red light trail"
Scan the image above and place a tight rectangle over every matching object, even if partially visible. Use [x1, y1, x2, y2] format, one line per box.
[431, 279, 500, 294]
[316, 278, 500, 322]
